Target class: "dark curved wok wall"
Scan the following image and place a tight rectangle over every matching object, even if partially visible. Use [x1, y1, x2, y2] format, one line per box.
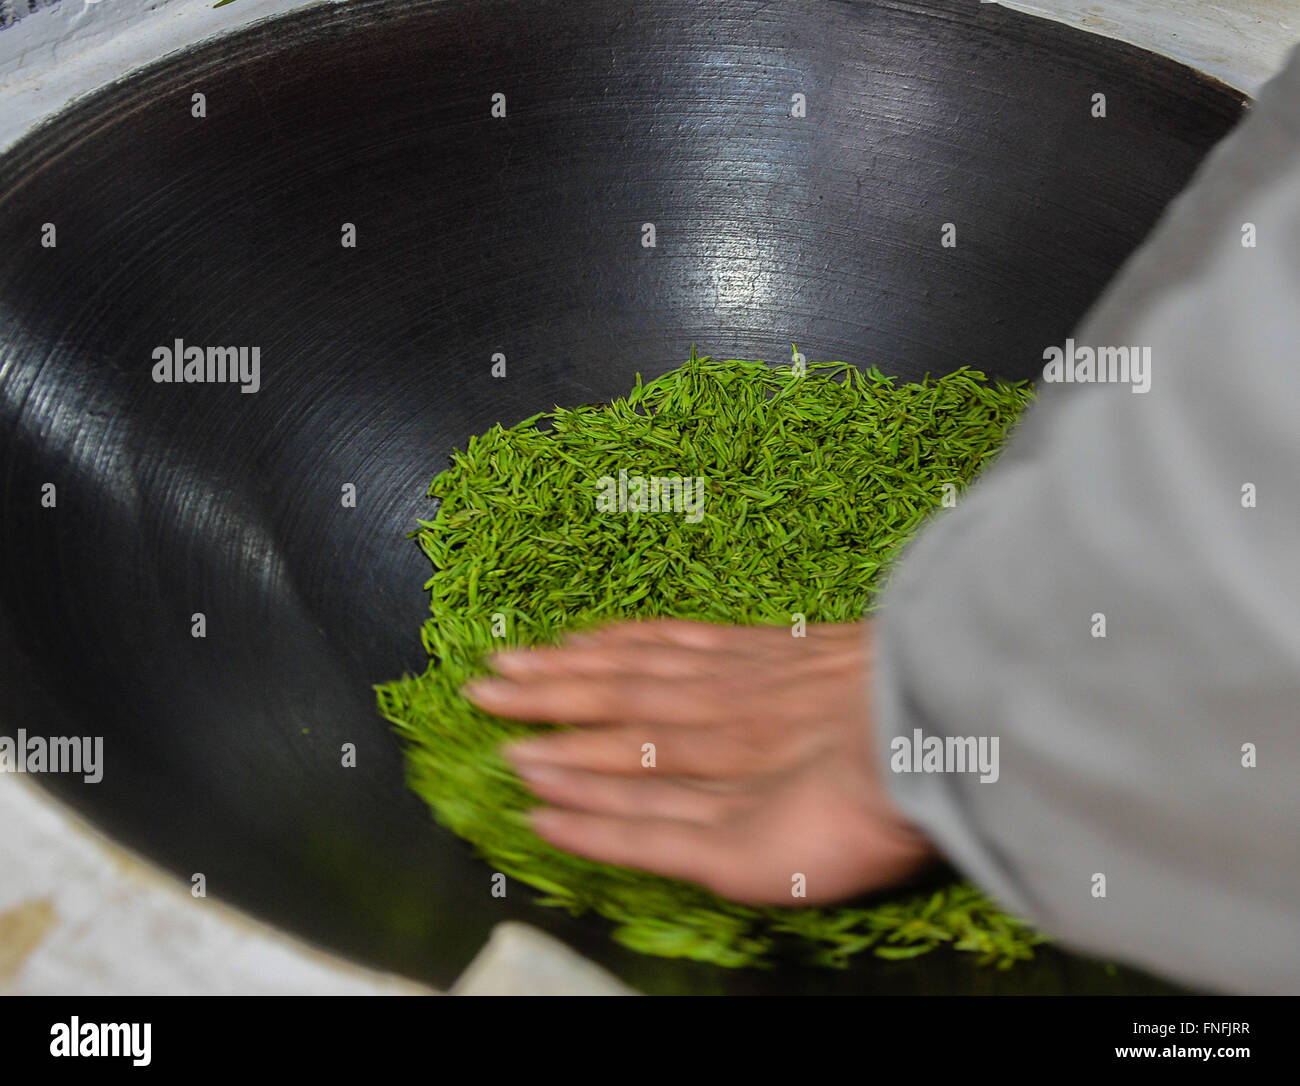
[0, 0, 1244, 993]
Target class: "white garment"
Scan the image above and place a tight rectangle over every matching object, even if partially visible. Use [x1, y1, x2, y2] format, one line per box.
[874, 45, 1300, 995]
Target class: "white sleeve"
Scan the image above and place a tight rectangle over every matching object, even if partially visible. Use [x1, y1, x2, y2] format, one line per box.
[873, 45, 1300, 995]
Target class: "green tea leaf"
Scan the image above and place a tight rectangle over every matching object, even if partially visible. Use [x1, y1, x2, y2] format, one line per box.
[376, 352, 1040, 969]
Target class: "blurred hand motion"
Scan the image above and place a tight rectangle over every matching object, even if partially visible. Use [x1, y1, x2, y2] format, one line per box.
[463, 619, 936, 906]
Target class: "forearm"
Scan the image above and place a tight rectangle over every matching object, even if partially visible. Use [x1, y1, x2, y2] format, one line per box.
[873, 44, 1300, 995]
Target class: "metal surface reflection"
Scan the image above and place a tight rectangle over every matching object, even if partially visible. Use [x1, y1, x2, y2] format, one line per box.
[0, 0, 1242, 992]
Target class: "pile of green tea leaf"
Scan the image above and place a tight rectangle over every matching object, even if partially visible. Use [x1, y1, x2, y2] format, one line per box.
[376, 350, 1042, 969]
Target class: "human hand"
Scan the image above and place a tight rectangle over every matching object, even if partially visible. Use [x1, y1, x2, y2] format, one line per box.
[462, 619, 936, 906]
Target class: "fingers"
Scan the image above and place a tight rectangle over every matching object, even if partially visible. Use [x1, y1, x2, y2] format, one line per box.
[487, 640, 722, 680]
[528, 807, 727, 887]
[513, 761, 741, 823]
[463, 673, 741, 728]
[505, 723, 764, 777]
[558, 618, 860, 650]
[476, 620, 869, 710]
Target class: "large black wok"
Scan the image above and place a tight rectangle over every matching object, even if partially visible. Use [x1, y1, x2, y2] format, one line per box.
[0, 0, 1244, 993]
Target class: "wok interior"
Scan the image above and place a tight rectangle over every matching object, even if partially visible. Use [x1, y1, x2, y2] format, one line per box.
[0, 0, 1241, 992]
